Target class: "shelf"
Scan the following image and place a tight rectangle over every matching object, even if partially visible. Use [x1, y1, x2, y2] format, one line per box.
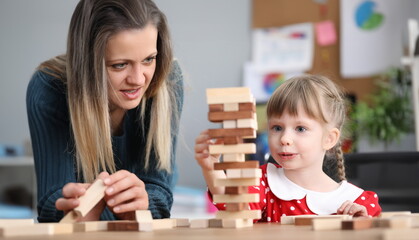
[0, 156, 34, 166]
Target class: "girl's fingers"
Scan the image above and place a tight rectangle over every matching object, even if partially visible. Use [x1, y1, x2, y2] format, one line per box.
[62, 183, 89, 198]
[107, 187, 147, 209]
[55, 197, 79, 211]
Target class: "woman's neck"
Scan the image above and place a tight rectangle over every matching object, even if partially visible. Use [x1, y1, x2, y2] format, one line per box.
[110, 108, 126, 136]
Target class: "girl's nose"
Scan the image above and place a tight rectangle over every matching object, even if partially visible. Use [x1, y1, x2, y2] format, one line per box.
[127, 64, 145, 85]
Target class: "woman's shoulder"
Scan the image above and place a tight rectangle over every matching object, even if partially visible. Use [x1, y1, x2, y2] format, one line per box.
[27, 68, 67, 107]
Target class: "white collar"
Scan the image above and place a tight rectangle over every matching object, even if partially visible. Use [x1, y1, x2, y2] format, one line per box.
[266, 163, 364, 215]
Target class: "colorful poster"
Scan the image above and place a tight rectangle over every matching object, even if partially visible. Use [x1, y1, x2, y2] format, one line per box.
[340, 0, 409, 78]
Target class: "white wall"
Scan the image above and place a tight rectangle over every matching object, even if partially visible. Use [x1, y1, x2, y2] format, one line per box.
[0, 0, 251, 189]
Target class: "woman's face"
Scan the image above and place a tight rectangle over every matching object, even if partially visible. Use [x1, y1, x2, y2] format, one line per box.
[105, 23, 158, 113]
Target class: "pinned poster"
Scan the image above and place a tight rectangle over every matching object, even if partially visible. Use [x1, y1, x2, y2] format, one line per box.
[315, 20, 337, 46]
[340, 0, 409, 78]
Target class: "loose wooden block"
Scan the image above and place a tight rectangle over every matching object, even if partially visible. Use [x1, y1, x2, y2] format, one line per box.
[380, 211, 412, 218]
[312, 218, 343, 231]
[225, 186, 248, 194]
[226, 203, 249, 211]
[214, 161, 259, 170]
[295, 215, 352, 226]
[214, 177, 259, 187]
[378, 216, 412, 229]
[208, 128, 255, 138]
[224, 103, 239, 112]
[280, 215, 317, 224]
[152, 219, 176, 230]
[74, 221, 109, 232]
[223, 153, 245, 162]
[342, 217, 373, 230]
[209, 143, 256, 154]
[0, 218, 34, 227]
[60, 179, 106, 223]
[48, 223, 74, 234]
[222, 120, 237, 129]
[222, 218, 253, 228]
[213, 193, 259, 203]
[108, 221, 153, 232]
[190, 219, 209, 228]
[206, 87, 253, 104]
[174, 218, 190, 227]
[222, 137, 244, 145]
[216, 209, 261, 220]
[208, 219, 223, 228]
[208, 111, 254, 122]
[0, 224, 53, 237]
[135, 210, 153, 222]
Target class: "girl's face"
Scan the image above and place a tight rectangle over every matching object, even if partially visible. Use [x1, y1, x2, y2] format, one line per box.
[268, 105, 339, 172]
[105, 24, 158, 113]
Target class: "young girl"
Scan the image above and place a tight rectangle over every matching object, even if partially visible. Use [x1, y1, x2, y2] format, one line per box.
[195, 75, 381, 222]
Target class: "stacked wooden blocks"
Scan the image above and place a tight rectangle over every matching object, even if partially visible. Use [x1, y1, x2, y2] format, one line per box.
[206, 87, 261, 228]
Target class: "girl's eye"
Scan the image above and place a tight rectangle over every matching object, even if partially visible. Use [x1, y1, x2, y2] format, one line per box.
[143, 55, 157, 64]
[296, 126, 307, 132]
[271, 125, 282, 132]
[112, 63, 127, 69]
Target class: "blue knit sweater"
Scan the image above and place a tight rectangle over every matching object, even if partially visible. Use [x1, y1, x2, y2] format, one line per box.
[26, 61, 184, 222]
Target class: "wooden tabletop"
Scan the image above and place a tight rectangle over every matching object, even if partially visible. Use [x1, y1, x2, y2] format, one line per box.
[2, 222, 416, 240]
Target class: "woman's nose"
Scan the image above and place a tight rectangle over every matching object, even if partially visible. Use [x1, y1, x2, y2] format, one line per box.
[127, 64, 145, 85]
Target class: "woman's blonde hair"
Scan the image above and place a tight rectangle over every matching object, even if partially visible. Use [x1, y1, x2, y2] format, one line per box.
[39, 0, 176, 183]
[267, 74, 347, 181]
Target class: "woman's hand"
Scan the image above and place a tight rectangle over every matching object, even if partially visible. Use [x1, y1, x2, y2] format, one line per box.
[103, 170, 148, 220]
[337, 200, 369, 217]
[194, 130, 221, 171]
[55, 171, 109, 221]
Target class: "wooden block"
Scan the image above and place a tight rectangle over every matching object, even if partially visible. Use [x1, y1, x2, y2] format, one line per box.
[280, 215, 297, 225]
[237, 118, 258, 130]
[190, 219, 209, 228]
[222, 137, 243, 145]
[152, 219, 176, 230]
[208, 111, 254, 122]
[206, 87, 253, 104]
[342, 217, 373, 230]
[213, 193, 259, 203]
[74, 221, 109, 232]
[222, 120, 237, 129]
[216, 209, 261, 220]
[226, 203, 249, 211]
[382, 229, 419, 240]
[108, 221, 154, 232]
[60, 179, 106, 223]
[208, 219, 223, 228]
[226, 169, 242, 178]
[380, 211, 412, 218]
[48, 223, 74, 234]
[214, 161, 259, 170]
[0, 224, 53, 237]
[135, 210, 153, 222]
[379, 216, 412, 229]
[224, 103, 239, 112]
[174, 218, 190, 227]
[209, 103, 256, 112]
[214, 177, 259, 187]
[312, 218, 343, 231]
[209, 143, 256, 154]
[222, 218, 253, 228]
[223, 153, 245, 162]
[241, 168, 262, 178]
[295, 215, 352, 226]
[208, 128, 255, 138]
[225, 186, 248, 194]
[0, 219, 34, 227]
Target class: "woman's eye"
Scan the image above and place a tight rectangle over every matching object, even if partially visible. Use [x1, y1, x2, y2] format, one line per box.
[112, 63, 127, 69]
[296, 126, 306, 132]
[143, 56, 156, 64]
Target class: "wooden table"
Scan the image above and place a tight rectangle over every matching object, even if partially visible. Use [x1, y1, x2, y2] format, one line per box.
[2, 222, 418, 240]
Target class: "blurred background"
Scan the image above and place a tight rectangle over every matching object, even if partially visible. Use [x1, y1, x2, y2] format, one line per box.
[0, 0, 418, 219]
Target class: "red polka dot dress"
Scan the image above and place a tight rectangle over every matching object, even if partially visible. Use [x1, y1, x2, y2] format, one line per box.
[211, 163, 381, 223]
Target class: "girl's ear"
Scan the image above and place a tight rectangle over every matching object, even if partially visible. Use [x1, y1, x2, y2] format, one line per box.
[323, 128, 340, 150]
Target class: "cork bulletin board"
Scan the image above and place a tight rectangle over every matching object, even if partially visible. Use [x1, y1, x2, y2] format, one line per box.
[252, 0, 376, 102]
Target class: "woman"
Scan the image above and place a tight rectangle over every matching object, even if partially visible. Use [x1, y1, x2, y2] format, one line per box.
[26, 0, 183, 222]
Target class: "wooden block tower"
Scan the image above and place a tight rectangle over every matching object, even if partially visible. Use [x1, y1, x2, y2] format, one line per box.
[206, 87, 261, 228]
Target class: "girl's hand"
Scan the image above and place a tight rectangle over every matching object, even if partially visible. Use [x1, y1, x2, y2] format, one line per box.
[337, 200, 369, 217]
[55, 171, 109, 221]
[194, 130, 221, 171]
[103, 170, 148, 220]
